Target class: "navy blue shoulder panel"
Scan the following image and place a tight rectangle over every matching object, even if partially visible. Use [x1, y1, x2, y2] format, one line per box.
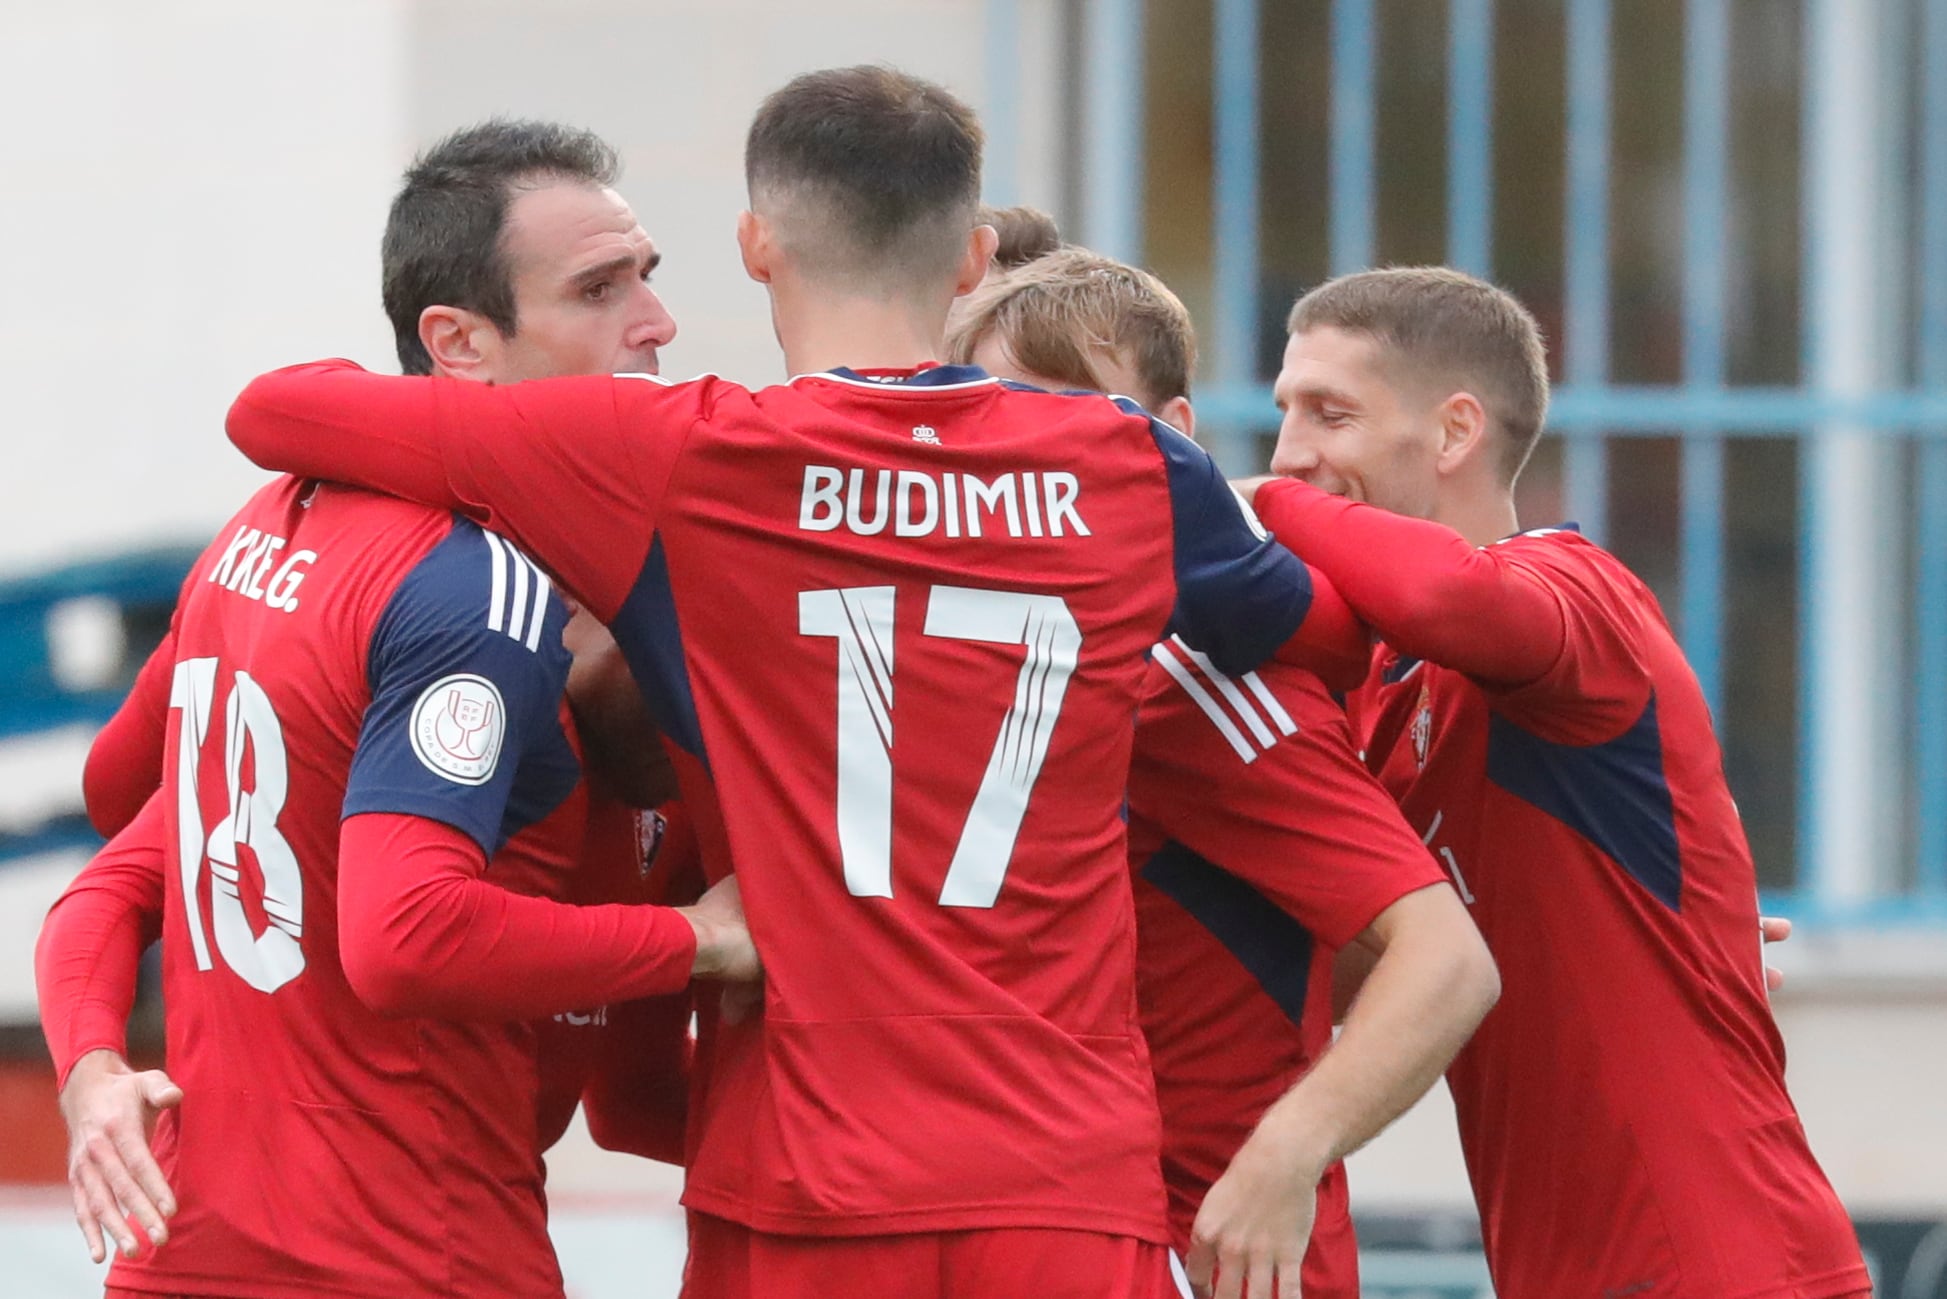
[609, 533, 707, 767]
[345, 520, 578, 854]
[1122, 398, 1314, 676]
[1141, 840, 1315, 1026]
[1485, 691, 1683, 910]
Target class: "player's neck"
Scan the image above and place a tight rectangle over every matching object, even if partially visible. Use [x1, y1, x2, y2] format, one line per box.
[771, 284, 950, 378]
[1436, 489, 1522, 549]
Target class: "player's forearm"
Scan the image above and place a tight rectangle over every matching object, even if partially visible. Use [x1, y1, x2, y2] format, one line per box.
[1252, 478, 1563, 685]
[36, 808, 167, 1088]
[227, 361, 458, 507]
[1243, 885, 1497, 1177]
[339, 813, 700, 1021]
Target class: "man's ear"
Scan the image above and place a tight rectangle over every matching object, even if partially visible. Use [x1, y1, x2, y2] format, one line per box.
[954, 224, 1000, 297]
[737, 210, 774, 285]
[1156, 394, 1197, 441]
[1435, 389, 1490, 476]
[419, 305, 493, 381]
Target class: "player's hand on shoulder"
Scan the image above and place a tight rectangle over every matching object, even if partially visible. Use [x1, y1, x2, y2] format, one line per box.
[679, 874, 764, 986]
[58, 1048, 181, 1263]
[1185, 1123, 1319, 1299]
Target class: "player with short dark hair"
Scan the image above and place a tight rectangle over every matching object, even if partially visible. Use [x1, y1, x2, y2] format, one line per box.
[223, 65, 1354, 1299]
[383, 119, 629, 376]
[950, 248, 1500, 1299]
[1243, 265, 1870, 1299]
[37, 118, 748, 1299]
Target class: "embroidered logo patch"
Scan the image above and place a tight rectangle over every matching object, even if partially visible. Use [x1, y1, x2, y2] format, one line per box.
[409, 673, 506, 786]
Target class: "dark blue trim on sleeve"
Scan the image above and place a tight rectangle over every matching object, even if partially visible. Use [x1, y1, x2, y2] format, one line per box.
[1126, 400, 1314, 675]
[608, 533, 706, 765]
[1141, 840, 1315, 1026]
[345, 520, 578, 854]
[1486, 692, 1683, 910]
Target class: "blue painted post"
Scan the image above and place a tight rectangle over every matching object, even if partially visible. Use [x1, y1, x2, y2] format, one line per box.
[1210, 0, 1263, 474]
[1083, 0, 1147, 263]
[983, 0, 1023, 206]
[1680, 0, 1729, 720]
[1330, 0, 1377, 274]
[1916, 0, 1947, 899]
[1562, 0, 1612, 542]
[1800, 0, 1893, 909]
[1447, 0, 1495, 276]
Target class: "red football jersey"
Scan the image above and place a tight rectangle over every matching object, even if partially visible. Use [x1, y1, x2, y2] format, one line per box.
[113, 476, 589, 1299]
[1295, 512, 1868, 1299]
[227, 361, 1322, 1241]
[70, 627, 690, 1165]
[1126, 638, 1447, 1297]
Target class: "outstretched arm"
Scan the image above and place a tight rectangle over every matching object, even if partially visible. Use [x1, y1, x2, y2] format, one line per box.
[337, 813, 755, 1020]
[1248, 477, 1566, 687]
[227, 362, 700, 619]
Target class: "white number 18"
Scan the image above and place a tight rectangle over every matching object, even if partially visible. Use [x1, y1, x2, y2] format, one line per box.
[169, 657, 307, 993]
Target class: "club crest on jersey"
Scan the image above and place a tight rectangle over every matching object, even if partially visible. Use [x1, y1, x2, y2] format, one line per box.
[410, 673, 506, 786]
[636, 808, 669, 878]
[1412, 680, 1433, 770]
[912, 425, 941, 445]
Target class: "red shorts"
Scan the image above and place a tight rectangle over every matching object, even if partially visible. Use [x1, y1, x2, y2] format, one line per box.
[683, 1212, 1181, 1299]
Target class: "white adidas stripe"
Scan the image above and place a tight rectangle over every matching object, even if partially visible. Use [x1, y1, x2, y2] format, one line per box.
[486, 532, 508, 634]
[523, 563, 551, 652]
[1243, 668, 1299, 736]
[506, 538, 531, 643]
[1153, 637, 1299, 763]
[1177, 639, 1286, 748]
[1152, 640, 1259, 764]
[482, 533, 551, 652]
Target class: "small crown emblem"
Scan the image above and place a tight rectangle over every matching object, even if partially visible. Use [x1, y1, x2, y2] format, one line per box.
[912, 425, 942, 444]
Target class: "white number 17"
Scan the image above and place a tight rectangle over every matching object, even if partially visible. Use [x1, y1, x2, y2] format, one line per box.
[798, 585, 1081, 908]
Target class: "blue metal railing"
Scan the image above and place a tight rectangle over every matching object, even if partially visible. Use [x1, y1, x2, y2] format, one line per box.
[0, 547, 197, 739]
[1915, 0, 1947, 901]
[0, 547, 196, 864]
[1015, 0, 1947, 924]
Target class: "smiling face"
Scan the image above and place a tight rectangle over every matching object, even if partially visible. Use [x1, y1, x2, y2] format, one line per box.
[482, 181, 676, 382]
[1268, 325, 1449, 519]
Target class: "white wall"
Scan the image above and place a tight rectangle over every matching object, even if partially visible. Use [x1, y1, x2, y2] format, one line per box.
[0, 1, 409, 575]
[0, 0, 1067, 578]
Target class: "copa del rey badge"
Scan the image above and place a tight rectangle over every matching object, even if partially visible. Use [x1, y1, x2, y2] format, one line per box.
[410, 673, 506, 786]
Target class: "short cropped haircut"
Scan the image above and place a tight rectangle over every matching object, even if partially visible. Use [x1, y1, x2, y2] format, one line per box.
[978, 204, 1063, 269]
[746, 66, 983, 291]
[946, 247, 1196, 411]
[382, 119, 620, 375]
[1287, 267, 1551, 482]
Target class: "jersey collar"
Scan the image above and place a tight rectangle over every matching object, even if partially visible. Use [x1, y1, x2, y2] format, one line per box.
[798, 363, 999, 392]
[1492, 521, 1581, 546]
